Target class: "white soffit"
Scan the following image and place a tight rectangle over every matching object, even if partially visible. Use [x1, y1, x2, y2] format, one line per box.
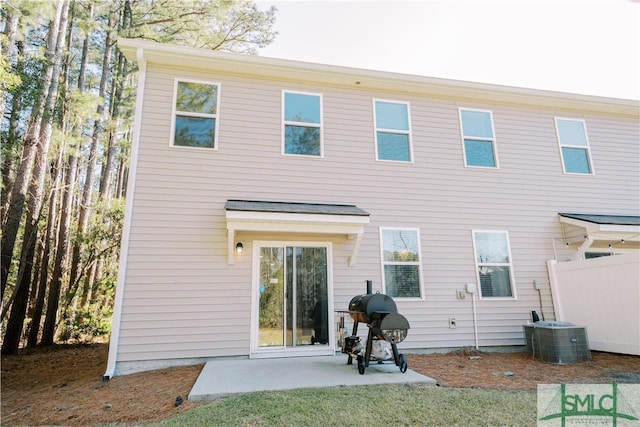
[559, 213, 640, 243]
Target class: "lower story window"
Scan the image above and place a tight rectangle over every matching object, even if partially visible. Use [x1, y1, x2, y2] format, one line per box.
[472, 230, 515, 298]
[380, 228, 422, 298]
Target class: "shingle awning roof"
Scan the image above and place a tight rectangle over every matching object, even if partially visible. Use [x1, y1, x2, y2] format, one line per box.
[558, 213, 640, 244]
[559, 213, 640, 226]
[225, 200, 370, 216]
[225, 200, 370, 266]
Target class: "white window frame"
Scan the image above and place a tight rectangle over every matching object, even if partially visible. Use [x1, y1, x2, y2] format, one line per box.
[458, 108, 499, 168]
[373, 99, 414, 163]
[379, 227, 424, 300]
[282, 90, 324, 157]
[554, 117, 594, 175]
[170, 78, 221, 150]
[471, 230, 517, 300]
[250, 240, 335, 358]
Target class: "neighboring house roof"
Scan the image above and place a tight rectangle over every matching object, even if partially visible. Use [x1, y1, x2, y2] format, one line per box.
[559, 213, 640, 226]
[117, 38, 638, 118]
[225, 200, 370, 266]
[225, 200, 370, 216]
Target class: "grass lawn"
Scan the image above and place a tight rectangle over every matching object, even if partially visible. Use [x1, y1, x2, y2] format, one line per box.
[146, 384, 537, 426]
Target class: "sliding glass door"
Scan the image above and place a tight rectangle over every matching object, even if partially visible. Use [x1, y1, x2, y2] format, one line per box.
[256, 244, 329, 353]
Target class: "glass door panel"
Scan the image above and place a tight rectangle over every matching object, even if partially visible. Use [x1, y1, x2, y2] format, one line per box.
[258, 245, 328, 349]
[291, 247, 328, 346]
[258, 247, 284, 347]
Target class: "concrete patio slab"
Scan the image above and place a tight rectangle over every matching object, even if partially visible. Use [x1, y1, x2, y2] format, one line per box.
[188, 355, 436, 401]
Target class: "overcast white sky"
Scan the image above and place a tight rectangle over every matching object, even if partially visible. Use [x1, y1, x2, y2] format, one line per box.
[256, 0, 640, 99]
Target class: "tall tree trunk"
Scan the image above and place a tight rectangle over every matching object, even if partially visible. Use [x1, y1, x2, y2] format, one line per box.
[79, 262, 96, 308]
[99, 48, 126, 200]
[0, 5, 19, 117]
[116, 153, 128, 199]
[27, 149, 63, 348]
[1, 154, 16, 228]
[36, 0, 73, 347]
[0, 0, 66, 299]
[1, 233, 35, 353]
[1, 0, 70, 353]
[41, 152, 77, 346]
[1, 276, 31, 353]
[1, 40, 25, 228]
[99, 131, 119, 199]
[90, 258, 104, 305]
[1, 12, 20, 222]
[69, 1, 110, 293]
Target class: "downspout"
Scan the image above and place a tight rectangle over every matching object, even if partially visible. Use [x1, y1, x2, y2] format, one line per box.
[466, 283, 479, 350]
[104, 46, 146, 380]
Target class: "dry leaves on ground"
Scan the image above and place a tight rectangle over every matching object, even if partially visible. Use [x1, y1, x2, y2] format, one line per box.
[2, 343, 639, 426]
[408, 348, 640, 390]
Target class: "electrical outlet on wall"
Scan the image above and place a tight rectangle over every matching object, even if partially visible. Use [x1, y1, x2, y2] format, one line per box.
[456, 290, 466, 299]
[448, 318, 456, 328]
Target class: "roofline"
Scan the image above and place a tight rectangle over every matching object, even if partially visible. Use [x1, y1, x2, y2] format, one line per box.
[117, 38, 639, 118]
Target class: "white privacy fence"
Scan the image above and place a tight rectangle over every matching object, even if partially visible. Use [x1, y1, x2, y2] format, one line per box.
[547, 252, 640, 356]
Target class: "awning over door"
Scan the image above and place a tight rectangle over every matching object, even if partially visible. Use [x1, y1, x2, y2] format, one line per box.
[225, 200, 370, 266]
[558, 213, 640, 259]
[559, 213, 640, 240]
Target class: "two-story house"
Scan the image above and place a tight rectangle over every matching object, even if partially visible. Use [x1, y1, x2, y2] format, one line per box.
[105, 38, 639, 377]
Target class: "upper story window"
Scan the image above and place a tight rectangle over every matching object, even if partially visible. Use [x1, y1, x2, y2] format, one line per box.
[171, 79, 220, 149]
[472, 230, 516, 299]
[380, 228, 423, 299]
[283, 91, 323, 156]
[459, 108, 498, 168]
[555, 118, 593, 174]
[374, 100, 412, 162]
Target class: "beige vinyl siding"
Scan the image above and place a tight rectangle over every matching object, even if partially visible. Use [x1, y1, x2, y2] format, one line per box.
[114, 62, 639, 369]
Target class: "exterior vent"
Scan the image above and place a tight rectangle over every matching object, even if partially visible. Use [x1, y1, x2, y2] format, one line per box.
[523, 321, 591, 365]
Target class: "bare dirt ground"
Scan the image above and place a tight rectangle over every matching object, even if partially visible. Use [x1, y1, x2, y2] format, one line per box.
[2, 343, 639, 426]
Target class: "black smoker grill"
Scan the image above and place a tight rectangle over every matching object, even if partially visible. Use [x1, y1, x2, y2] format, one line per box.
[340, 280, 410, 374]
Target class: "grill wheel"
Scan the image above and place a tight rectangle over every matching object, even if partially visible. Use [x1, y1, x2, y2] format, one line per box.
[357, 355, 365, 375]
[399, 354, 408, 373]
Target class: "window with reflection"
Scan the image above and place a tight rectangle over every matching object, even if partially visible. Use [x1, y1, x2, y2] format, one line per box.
[172, 79, 220, 149]
[374, 100, 412, 162]
[380, 228, 423, 298]
[555, 118, 593, 174]
[283, 91, 322, 156]
[459, 109, 498, 168]
[472, 230, 515, 298]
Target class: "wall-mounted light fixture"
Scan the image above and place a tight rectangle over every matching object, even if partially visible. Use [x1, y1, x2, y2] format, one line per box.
[235, 242, 244, 255]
